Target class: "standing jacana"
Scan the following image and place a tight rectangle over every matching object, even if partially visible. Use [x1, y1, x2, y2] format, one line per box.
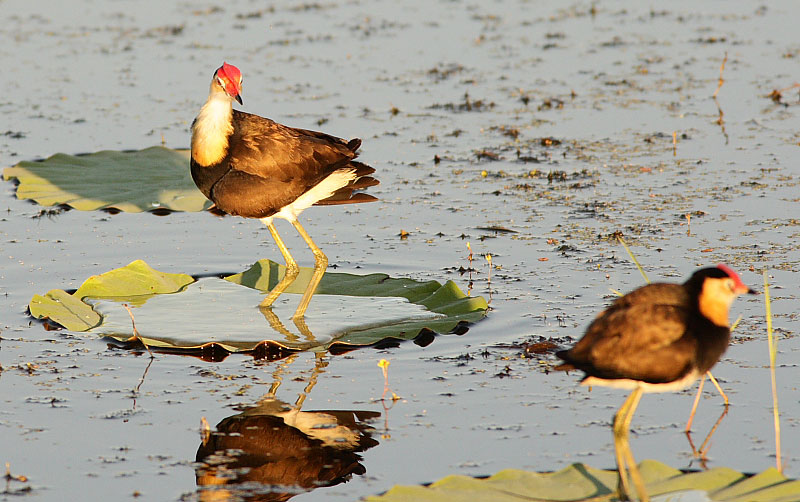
[556, 264, 755, 502]
[190, 63, 378, 319]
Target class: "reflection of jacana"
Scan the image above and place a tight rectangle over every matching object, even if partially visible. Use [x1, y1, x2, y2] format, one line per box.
[190, 63, 379, 319]
[196, 398, 380, 501]
[556, 265, 755, 502]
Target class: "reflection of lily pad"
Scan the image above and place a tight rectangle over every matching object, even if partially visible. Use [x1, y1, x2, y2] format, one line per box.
[2, 146, 211, 213]
[28, 260, 488, 356]
[366, 460, 800, 501]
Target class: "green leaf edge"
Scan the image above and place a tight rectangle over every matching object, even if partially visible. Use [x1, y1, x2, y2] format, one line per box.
[2, 146, 211, 213]
[28, 259, 488, 352]
[29, 260, 194, 331]
[363, 460, 800, 502]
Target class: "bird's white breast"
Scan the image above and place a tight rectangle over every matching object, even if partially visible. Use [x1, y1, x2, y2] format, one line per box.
[191, 95, 234, 166]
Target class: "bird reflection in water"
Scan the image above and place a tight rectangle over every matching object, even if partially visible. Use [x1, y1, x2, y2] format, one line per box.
[195, 352, 380, 501]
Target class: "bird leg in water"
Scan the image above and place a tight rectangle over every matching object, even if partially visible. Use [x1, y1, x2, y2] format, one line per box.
[686, 404, 729, 465]
[614, 387, 648, 502]
[260, 221, 300, 308]
[291, 220, 328, 319]
[686, 371, 729, 432]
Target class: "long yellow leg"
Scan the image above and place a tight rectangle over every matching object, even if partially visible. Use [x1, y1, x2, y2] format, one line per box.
[621, 388, 648, 502]
[614, 390, 637, 501]
[260, 221, 299, 308]
[686, 374, 706, 432]
[686, 371, 728, 432]
[291, 220, 328, 319]
[708, 372, 729, 406]
[614, 387, 648, 502]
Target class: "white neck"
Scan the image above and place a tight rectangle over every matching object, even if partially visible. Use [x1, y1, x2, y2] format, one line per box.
[191, 85, 234, 166]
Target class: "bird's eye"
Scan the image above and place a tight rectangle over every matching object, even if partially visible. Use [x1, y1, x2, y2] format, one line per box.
[726, 279, 735, 292]
[216, 77, 226, 88]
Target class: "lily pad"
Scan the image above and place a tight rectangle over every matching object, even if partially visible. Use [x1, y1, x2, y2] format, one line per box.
[29, 260, 194, 331]
[28, 260, 488, 356]
[365, 460, 800, 502]
[2, 146, 211, 213]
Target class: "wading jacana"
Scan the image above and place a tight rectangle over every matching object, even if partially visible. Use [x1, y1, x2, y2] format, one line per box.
[190, 63, 378, 319]
[556, 264, 755, 502]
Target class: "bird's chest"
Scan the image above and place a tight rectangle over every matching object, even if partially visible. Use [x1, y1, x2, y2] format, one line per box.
[191, 101, 234, 166]
[191, 129, 231, 167]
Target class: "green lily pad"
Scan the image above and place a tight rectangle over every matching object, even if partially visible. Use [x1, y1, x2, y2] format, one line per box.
[29, 260, 194, 331]
[365, 460, 800, 502]
[28, 260, 488, 356]
[2, 146, 211, 213]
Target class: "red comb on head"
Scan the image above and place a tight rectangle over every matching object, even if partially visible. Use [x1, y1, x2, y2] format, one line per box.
[220, 62, 241, 81]
[215, 62, 242, 102]
[716, 263, 745, 287]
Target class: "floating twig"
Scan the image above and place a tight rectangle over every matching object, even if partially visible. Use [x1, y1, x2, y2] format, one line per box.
[467, 241, 474, 296]
[711, 52, 731, 144]
[764, 270, 782, 472]
[486, 253, 493, 302]
[672, 131, 677, 156]
[766, 83, 799, 104]
[712, 51, 728, 98]
[122, 304, 154, 359]
[131, 356, 154, 411]
[713, 97, 729, 144]
[4, 462, 28, 483]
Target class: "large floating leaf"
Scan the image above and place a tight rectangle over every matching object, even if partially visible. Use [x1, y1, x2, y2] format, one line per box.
[29, 260, 194, 331]
[2, 146, 210, 213]
[365, 460, 800, 502]
[29, 260, 488, 356]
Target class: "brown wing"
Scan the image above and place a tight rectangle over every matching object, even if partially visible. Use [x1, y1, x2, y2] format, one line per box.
[231, 111, 358, 179]
[558, 302, 694, 383]
[603, 282, 688, 312]
[206, 111, 377, 218]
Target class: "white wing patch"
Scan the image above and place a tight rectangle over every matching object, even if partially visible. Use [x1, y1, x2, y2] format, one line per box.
[262, 168, 357, 224]
[582, 370, 701, 393]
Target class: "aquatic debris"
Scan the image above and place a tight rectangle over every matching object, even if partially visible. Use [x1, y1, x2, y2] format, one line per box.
[429, 92, 495, 113]
[767, 83, 800, 105]
[378, 359, 399, 401]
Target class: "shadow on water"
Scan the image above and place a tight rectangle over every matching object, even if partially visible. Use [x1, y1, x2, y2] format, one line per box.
[194, 354, 381, 501]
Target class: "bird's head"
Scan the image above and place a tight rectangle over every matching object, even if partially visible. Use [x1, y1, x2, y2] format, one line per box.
[688, 264, 756, 326]
[713, 264, 757, 296]
[213, 62, 243, 105]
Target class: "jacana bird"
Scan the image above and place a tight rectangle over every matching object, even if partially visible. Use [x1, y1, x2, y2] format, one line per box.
[555, 264, 755, 502]
[190, 63, 378, 319]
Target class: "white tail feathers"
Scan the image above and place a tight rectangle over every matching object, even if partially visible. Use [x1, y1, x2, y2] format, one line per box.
[262, 169, 358, 225]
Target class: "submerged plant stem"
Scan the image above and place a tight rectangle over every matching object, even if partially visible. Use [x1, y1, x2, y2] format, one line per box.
[764, 270, 782, 472]
[617, 235, 649, 283]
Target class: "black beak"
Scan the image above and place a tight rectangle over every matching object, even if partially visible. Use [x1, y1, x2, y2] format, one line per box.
[747, 287, 758, 295]
[235, 94, 243, 105]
